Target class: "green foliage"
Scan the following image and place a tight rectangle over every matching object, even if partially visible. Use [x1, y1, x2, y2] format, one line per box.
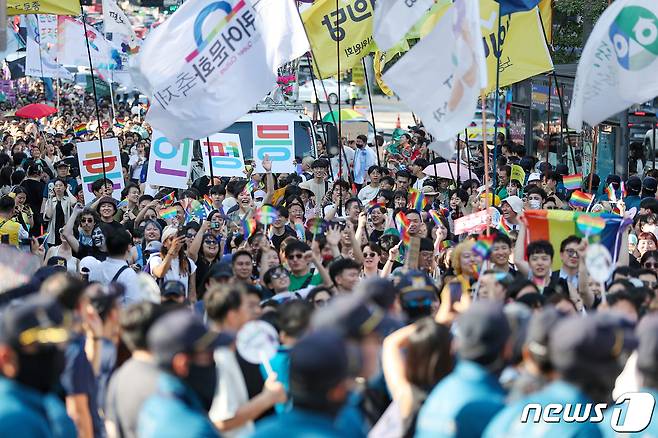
[552, 0, 609, 64]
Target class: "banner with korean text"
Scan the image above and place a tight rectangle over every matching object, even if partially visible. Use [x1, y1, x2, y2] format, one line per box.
[251, 113, 296, 174]
[8, 0, 80, 15]
[147, 130, 194, 188]
[302, 0, 376, 78]
[77, 138, 124, 204]
[202, 133, 247, 178]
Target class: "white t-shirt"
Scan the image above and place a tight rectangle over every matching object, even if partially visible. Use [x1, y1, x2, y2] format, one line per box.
[358, 184, 380, 204]
[147, 255, 197, 297]
[209, 347, 253, 438]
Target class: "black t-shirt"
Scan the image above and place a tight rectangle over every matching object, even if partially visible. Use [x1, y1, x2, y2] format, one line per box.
[20, 178, 45, 219]
[270, 226, 297, 251]
[369, 229, 384, 242]
[100, 220, 125, 236]
[75, 245, 108, 261]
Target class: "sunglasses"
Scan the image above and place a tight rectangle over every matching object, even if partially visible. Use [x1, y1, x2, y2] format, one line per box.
[186, 233, 197, 239]
[204, 238, 218, 245]
[645, 262, 658, 269]
[288, 253, 305, 260]
[363, 252, 378, 258]
[80, 217, 94, 224]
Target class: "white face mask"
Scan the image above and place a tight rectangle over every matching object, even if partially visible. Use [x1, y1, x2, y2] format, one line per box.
[529, 199, 542, 209]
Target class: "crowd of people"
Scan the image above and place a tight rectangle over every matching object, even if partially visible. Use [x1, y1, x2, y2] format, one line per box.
[0, 77, 657, 438]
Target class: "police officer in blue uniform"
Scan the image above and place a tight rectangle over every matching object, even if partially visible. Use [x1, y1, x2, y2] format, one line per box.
[415, 301, 511, 438]
[484, 313, 637, 438]
[250, 329, 351, 438]
[0, 295, 76, 438]
[137, 309, 233, 438]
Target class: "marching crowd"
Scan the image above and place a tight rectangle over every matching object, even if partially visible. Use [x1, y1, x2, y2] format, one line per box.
[0, 79, 658, 438]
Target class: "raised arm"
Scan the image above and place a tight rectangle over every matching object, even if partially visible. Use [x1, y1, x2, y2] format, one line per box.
[188, 220, 210, 262]
[62, 203, 83, 253]
[513, 218, 530, 277]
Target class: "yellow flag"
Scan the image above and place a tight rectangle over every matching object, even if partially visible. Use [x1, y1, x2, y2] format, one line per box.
[374, 51, 393, 96]
[539, 0, 552, 42]
[302, 0, 376, 79]
[510, 164, 526, 184]
[420, 0, 553, 93]
[8, 0, 80, 15]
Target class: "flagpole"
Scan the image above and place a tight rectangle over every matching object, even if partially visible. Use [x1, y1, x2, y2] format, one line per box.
[80, 4, 108, 183]
[361, 57, 380, 167]
[588, 127, 599, 193]
[481, 92, 490, 238]
[465, 128, 473, 182]
[545, 73, 552, 170]
[491, 5, 503, 189]
[205, 137, 215, 187]
[456, 134, 461, 184]
[335, 0, 344, 215]
[304, 52, 328, 146]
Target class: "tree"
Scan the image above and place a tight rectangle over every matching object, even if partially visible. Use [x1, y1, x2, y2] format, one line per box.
[552, 0, 608, 64]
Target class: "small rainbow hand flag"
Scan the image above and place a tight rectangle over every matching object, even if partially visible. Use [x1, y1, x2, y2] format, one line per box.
[114, 119, 126, 129]
[241, 217, 258, 239]
[244, 180, 256, 195]
[605, 184, 617, 203]
[562, 174, 582, 191]
[161, 192, 176, 206]
[255, 205, 279, 225]
[306, 218, 326, 235]
[569, 190, 593, 210]
[74, 123, 88, 137]
[429, 209, 444, 226]
[498, 220, 512, 237]
[159, 206, 178, 220]
[117, 198, 128, 210]
[188, 200, 207, 220]
[407, 189, 427, 211]
[473, 235, 495, 259]
[395, 211, 411, 245]
[202, 195, 214, 211]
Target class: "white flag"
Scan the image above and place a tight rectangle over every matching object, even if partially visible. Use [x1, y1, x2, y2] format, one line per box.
[568, 0, 658, 131]
[102, 0, 136, 39]
[131, 0, 309, 145]
[57, 16, 118, 73]
[383, 0, 486, 155]
[374, 0, 434, 52]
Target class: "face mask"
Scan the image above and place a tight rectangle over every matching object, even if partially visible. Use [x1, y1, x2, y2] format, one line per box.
[16, 347, 65, 393]
[529, 199, 541, 210]
[185, 363, 217, 412]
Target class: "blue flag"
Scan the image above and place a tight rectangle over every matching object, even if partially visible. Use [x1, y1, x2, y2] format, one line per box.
[495, 0, 540, 15]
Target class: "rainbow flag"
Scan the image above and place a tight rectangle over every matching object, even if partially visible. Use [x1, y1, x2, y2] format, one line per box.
[440, 240, 454, 250]
[187, 200, 207, 221]
[407, 189, 427, 211]
[605, 184, 617, 203]
[562, 173, 582, 191]
[569, 190, 593, 210]
[294, 222, 306, 240]
[241, 218, 258, 239]
[395, 211, 411, 245]
[202, 195, 214, 211]
[306, 218, 325, 235]
[161, 192, 176, 206]
[255, 205, 279, 225]
[429, 209, 443, 226]
[114, 119, 126, 129]
[159, 206, 178, 220]
[117, 198, 128, 210]
[620, 181, 626, 199]
[523, 210, 626, 271]
[244, 180, 256, 195]
[576, 215, 606, 238]
[74, 123, 88, 137]
[498, 220, 512, 237]
[473, 235, 495, 259]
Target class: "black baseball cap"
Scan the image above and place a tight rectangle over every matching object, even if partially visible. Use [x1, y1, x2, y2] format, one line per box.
[455, 301, 510, 362]
[147, 309, 233, 366]
[0, 295, 69, 348]
[161, 280, 186, 298]
[397, 270, 439, 307]
[549, 313, 637, 377]
[289, 329, 349, 399]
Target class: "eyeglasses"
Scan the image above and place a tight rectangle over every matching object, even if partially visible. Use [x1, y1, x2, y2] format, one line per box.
[80, 218, 94, 224]
[288, 253, 305, 260]
[645, 262, 658, 269]
[363, 252, 378, 258]
[270, 269, 290, 279]
[564, 249, 579, 258]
